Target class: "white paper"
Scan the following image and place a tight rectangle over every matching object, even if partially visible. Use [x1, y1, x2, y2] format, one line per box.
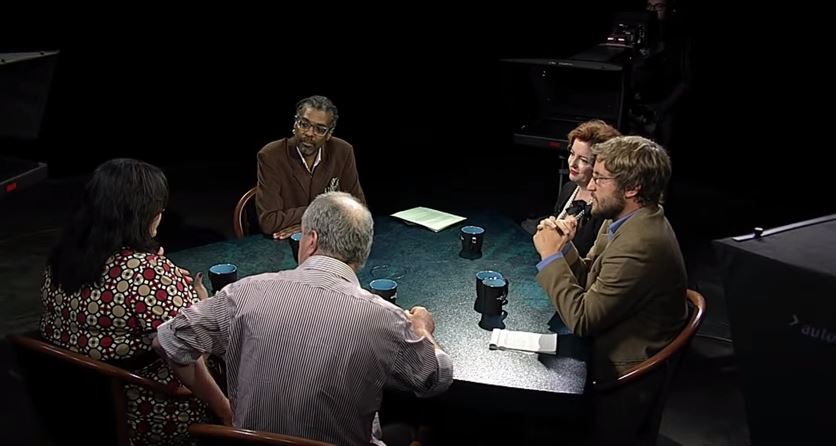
[390, 207, 466, 232]
[489, 328, 558, 354]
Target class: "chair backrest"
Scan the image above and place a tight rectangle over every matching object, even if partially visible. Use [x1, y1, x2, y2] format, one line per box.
[233, 186, 259, 239]
[591, 289, 706, 446]
[594, 289, 706, 391]
[8, 332, 192, 446]
[189, 423, 336, 446]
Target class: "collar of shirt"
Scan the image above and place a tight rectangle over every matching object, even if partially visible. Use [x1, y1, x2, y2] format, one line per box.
[608, 208, 640, 240]
[300, 255, 360, 286]
[296, 146, 323, 173]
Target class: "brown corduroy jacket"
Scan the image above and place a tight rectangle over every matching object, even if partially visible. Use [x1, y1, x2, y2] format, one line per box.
[255, 136, 365, 234]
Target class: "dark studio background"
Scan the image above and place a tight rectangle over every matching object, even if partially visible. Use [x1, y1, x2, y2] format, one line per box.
[0, 2, 832, 247]
[2, 4, 835, 445]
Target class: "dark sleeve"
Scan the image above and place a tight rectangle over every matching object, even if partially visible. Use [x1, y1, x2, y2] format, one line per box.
[573, 216, 605, 258]
[552, 183, 578, 216]
[339, 143, 365, 204]
[256, 146, 307, 234]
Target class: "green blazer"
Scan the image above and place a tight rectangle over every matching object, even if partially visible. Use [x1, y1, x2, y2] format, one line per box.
[537, 205, 689, 382]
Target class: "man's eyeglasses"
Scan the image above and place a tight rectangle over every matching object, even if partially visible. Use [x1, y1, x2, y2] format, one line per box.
[295, 116, 331, 137]
[591, 175, 616, 185]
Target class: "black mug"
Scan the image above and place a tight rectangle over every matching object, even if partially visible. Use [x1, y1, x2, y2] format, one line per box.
[479, 276, 509, 316]
[208, 263, 238, 294]
[288, 231, 303, 263]
[369, 279, 398, 304]
[459, 225, 485, 259]
[474, 270, 503, 312]
[479, 311, 508, 331]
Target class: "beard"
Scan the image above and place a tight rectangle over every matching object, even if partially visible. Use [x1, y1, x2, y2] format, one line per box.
[592, 192, 626, 220]
[297, 139, 319, 156]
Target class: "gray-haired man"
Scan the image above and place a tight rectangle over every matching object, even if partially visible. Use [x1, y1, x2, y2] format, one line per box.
[154, 192, 452, 446]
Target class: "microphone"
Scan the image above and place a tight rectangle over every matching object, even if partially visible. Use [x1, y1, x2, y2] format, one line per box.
[552, 201, 587, 236]
[566, 200, 590, 222]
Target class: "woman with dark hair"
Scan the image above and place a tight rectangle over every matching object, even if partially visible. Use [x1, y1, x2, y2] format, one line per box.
[40, 158, 230, 446]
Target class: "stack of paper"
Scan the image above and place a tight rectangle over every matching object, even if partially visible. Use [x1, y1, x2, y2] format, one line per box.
[489, 328, 558, 354]
[390, 207, 466, 232]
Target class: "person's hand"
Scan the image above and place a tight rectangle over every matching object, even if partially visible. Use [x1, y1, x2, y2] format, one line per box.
[536, 216, 557, 232]
[533, 216, 577, 260]
[553, 216, 578, 240]
[538, 215, 577, 237]
[407, 306, 436, 336]
[157, 246, 165, 256]
[193, 272, 209, 301]
[175, 265, 196, 289]
[272, 224, 302, 240]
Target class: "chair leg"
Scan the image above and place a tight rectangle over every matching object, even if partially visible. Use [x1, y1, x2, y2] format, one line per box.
[109, 378, 131, 446]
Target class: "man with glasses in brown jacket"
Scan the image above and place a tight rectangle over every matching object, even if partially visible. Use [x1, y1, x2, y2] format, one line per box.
[533, 135, 688, 445]
[256, 95, 366, 239]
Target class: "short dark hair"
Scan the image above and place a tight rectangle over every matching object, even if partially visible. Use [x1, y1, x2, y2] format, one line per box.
[295, 95, 339, 129]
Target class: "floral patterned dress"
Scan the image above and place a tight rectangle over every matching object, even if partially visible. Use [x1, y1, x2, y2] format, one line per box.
[40, 248, 212, 445]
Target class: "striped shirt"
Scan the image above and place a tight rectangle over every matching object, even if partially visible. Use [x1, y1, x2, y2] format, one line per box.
[156, 255, 453, 445]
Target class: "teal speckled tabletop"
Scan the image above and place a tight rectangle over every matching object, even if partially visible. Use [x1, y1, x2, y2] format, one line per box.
[169, 210, 587, 397]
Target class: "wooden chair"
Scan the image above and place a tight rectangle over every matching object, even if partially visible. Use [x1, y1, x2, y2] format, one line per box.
[189, 423, 336, 446]
[233, 186, 258, 239]
[8, 332, 193, 446]
[592, 289, 707, 445]
[594, 289, 706, 391]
